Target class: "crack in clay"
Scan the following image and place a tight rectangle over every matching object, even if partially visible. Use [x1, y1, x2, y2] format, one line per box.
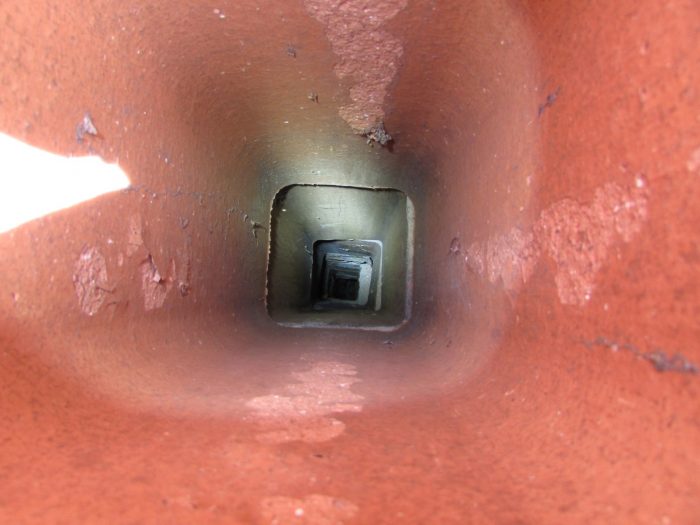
[582, 337, 699, 375]
[538, 87, 561, 117]
[465, 175, 649, 305]
[304, 0, 407, 133]
[260, 494, 358, 525]
[246, 361, 364, 444]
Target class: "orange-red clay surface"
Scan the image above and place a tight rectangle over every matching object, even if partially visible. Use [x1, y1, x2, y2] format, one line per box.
[1, 0, 699, 523]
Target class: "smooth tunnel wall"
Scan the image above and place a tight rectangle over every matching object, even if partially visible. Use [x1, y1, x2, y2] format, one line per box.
[0, 0, 699, 524]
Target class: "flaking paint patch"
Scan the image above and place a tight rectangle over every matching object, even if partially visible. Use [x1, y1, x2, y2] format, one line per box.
[484, 227, 540, 291]
[140, 255, 174, 311]
[466, 228, 540, 293]
[260, 494, 358, 525]
[246, 361, 363, 444]
[304, 0, 407, 133]
[466, 176, 649, 305]
[73, 245, 109, 316]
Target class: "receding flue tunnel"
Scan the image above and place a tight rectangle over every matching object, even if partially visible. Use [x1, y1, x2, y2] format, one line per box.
[266, 184, 413, 330]
[311, 239, 382, 309]
[0, 0, 699, 523]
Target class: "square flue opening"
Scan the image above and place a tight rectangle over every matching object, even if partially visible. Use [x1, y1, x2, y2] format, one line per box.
[265, 185, 413, 330]
[311, 240, 382, 310]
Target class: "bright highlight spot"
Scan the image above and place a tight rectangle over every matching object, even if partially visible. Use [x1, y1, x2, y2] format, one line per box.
[0, 134, 130, 233]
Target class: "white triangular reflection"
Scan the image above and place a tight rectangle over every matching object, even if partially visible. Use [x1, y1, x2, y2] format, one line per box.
[0, 134, 130, 233]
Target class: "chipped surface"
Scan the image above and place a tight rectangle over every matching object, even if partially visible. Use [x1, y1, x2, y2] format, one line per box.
[75, 112, 98, 143]
[140, 255, 174, 311]
[304, 0, 407, 133]
[466, 176, 649, 305]
[247, 361, 364, 444]
[72, 246, 109, 316]
[363, 121, 392, 146]
[260, 494, 358, 525]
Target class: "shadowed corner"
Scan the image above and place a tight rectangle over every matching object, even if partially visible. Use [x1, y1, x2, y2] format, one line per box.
[0, 133, 130, 234]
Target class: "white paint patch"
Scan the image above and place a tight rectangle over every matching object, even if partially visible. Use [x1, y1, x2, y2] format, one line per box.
[140, 255, 174, 311]
[73, 245, 109, 316]
[304, 0, 407, 133]
[247, 361, 364, 444]
[260, 494, 358, 525]
[466, 176, 650, 305]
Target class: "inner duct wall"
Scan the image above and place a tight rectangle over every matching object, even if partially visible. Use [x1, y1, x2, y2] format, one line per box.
[0, 0, 699, 523]
[266, 185, 411, 329]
